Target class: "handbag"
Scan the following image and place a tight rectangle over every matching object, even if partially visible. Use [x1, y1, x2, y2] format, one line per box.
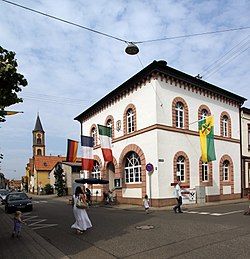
[76, 196, 88, 209]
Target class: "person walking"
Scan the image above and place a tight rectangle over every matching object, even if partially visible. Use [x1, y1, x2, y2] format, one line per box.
[173, 178, 183, 213]
[11, 211, 26, 238]
[85, 188, 92, 206]
[143, 194, 150, 214]
[71, 186, 92, 234]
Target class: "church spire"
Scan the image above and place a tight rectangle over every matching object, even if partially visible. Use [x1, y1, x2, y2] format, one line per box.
[32, 114, 45, 156]
[33, 113, 44, 133]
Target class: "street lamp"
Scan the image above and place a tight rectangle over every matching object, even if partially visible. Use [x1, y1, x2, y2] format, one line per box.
[125, 42, 139, 55]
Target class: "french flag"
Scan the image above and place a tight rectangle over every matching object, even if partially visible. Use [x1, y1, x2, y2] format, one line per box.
[81, 135, 94, 171]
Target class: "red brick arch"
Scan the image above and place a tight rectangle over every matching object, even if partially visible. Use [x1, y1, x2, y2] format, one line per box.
[105, 115, 114, 139]
[119, 144, 146, 197]
[173, 151, 190, 187]
[219, 154, 234, 194]
[123, 103, 137, 135]
[172, 97, 189, 129]
[198, 104, 211, 120]
[220, 111, 232, 138]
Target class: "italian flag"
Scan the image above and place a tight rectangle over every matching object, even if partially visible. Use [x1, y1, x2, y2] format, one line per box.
[98, 124, 113, 162]
[198, 115, 216, 162]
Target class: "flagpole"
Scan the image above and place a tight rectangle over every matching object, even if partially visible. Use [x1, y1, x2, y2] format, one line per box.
[188, 115, 213, 126]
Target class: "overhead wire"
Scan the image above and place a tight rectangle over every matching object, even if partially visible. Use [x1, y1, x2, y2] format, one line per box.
[201, 36, 250, 79]
[2, 0, 250, 45]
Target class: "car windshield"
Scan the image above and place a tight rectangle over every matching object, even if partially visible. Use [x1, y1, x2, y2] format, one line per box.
[0, 190, 9, 195]
[8, 193, 28, 201]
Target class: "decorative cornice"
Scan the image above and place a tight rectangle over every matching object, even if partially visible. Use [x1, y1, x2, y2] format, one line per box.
[74, 60, 246, 123]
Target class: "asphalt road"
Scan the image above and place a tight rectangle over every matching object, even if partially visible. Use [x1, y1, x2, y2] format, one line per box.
[22, 197, 250, 259]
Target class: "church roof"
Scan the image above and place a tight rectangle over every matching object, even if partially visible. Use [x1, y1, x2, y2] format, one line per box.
[33, 115, 44, 132]
[34, 156, 66, 171]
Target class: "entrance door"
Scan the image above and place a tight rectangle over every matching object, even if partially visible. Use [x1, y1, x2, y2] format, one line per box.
[107, 162, 115, 190]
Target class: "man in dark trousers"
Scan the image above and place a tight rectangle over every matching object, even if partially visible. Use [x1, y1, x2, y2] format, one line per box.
[173, 177, 183, 213]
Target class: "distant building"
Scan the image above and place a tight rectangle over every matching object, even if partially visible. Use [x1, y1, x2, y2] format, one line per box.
[26, 115, 66, 194]
[241, 107, 250, 196]
[75, 60, 246, 206]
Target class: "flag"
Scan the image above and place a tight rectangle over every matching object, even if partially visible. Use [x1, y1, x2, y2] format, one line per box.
[81, 135, 94, 171]
[66, 139, 78, 162]
[97, 124, 113, 162]
[198, 116, 216, 162]
[0, 110, 23, 116]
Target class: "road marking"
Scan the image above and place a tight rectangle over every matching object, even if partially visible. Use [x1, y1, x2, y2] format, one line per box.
[184, 210, 244, 216]
[221, 210, 244, 215]
[32, 224, 58, 230]
[23, 215, 38, 221]
[28, 219, 47, 226]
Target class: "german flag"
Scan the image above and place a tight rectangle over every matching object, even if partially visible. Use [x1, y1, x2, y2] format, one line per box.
[66, 139, 78, 162]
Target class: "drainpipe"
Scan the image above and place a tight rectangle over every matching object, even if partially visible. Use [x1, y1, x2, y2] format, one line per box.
[239, 108, 244, 198]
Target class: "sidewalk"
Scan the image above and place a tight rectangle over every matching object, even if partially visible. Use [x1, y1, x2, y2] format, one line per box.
[0, 206, 68, 259]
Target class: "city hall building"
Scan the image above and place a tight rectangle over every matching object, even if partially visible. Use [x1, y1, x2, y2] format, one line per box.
[74, 60, 246, 207]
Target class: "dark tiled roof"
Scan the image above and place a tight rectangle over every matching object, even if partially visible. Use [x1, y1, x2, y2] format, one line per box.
[33, 115, 44, 132]
[74, 60, 246, 122]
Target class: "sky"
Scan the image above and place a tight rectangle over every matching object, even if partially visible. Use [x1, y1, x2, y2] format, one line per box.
[0, 0, 250, 180]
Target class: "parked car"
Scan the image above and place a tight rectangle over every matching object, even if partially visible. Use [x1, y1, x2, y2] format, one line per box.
[4, 192, 33, 213]
[0, 189, 9, 203]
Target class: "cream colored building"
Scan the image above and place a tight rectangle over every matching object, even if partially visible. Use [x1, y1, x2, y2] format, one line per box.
[74, 60, 246, 207]
[241, 107, 250, 196]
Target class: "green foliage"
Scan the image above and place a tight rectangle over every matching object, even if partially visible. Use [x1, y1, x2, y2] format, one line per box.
[0, 46, 27, 121]
[54, 164, 66, 197]
[44, 183, 53, 195]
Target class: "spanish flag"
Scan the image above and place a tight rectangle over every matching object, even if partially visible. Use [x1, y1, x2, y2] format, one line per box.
[198, 116, 216, 162]
[66, 139, 78, 162]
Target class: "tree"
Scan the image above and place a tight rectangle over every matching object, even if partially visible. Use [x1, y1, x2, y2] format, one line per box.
[0, 46, 27, 121]
[54, 164, 66, 197]
[44, 183, 53, 195]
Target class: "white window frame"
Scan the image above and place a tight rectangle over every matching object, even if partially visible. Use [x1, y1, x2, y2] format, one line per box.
[202, 162, 208, 181]
[127, 109, 135, 133]
[124, 152, 141, 183]
[177, 156, 185, 181]
[91, 127, 97, 146]
[222, 116, 228, 137]
[201, 109, 208, 120]
[175, 102, 184, 128]
[222, 161, 229, 181]
[92, 161, 101, 179]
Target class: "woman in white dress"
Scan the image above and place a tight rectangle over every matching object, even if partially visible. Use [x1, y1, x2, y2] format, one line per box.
[71, 186, 92, 234]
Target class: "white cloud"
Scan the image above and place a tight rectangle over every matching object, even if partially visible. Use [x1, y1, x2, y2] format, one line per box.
[0, 0, 249, 179]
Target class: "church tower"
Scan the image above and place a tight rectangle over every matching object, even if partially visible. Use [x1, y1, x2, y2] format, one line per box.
[32, 114, 45, 156]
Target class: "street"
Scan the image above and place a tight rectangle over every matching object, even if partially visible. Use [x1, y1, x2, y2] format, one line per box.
[16, 196, 250, 258]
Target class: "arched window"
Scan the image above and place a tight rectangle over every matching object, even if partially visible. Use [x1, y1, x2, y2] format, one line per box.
[222, 115, 228, 137]
[127, 108, 135, 133]
[222, 160, 229, 181]
[37, 149, 42, 156]
[91, 127, 97, 146]
[177, 156, 185, 181]
[200, 109, 208, 120]
[175, 102, 184, 128]
[92, 161, 100, 179]
[124, 151, 141, 183]
[106, 119, 112, 129]
[202, 162, 208, 181]
[37, 137, 41, 144]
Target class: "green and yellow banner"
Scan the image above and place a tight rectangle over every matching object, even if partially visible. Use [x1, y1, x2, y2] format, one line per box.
[198, 115, 216, 162]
